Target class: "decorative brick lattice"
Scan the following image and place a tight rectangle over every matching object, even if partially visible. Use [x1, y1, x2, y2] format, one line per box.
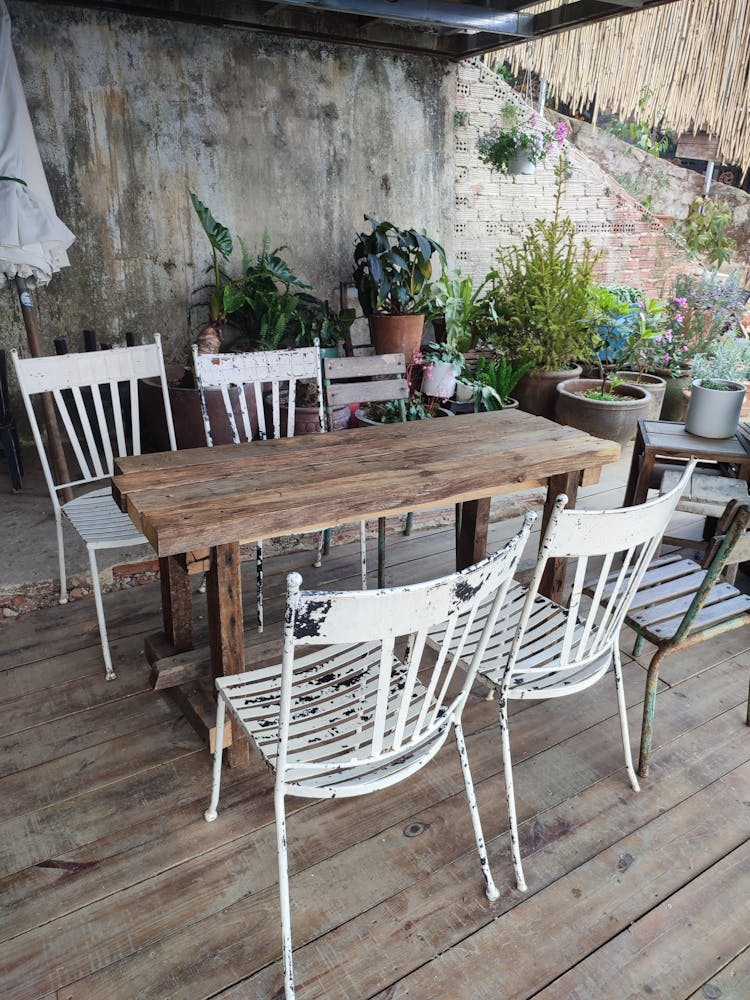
[455, 61, 700, 297]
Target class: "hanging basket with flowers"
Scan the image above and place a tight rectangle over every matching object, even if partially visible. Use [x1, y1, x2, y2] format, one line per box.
[477, 105, 568, 176]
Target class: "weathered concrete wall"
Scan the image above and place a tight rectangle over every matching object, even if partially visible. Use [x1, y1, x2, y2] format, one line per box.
[1, 1, 454, 370]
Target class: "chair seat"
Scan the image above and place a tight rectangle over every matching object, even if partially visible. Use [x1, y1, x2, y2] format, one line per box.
[622, 552, 750, 643]
[217, 641, 449, 796]
[661, 468, 749, 518]
[63, 486, 149, 549]
[429, 582, 612, 699]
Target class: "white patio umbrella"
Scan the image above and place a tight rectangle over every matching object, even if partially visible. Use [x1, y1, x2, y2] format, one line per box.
[1, 0, 75, 488]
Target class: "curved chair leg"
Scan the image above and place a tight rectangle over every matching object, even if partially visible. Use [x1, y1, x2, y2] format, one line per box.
[638, 647, 666, 778]
[377, 517, 386, 588]
[256, 541, 264, 633]
[55, 509, 68, 604]
[323, 527, 332, 558]
[632, 633, 645, 657]
[88, 547, 116, 681]
[275, 785, 296, 999]
[204, 695, 226, 822]
[359, 521, 367, 589]
[404, 512, 414, 536]
[454, 721, 499, 902]
[499, 695, 527, 892]
[613, 644, 640, 792]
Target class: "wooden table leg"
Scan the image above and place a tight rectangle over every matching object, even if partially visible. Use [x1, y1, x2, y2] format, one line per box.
[206, 541, 249, 767]
[540, 470, 581, 603]
[456, 497, 490, 570]
[159, 555, 193, 652]
[623, 421, 645, 507]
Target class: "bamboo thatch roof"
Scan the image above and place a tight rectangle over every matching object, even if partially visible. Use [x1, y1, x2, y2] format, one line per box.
[485, 0, 750, 175]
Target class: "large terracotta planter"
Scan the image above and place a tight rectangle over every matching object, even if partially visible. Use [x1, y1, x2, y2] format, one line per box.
[368, 314, 424, 361]
[514, 364, 582, 420]
[355, 405, 453, 426]
[270, 392, 350, 437]
[139, 365, 258, 451]
[555, 378, 650, 444]
[614, 370, 667, 421]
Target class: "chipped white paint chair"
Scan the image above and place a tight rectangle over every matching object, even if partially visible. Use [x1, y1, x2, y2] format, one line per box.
[322, 352, 411, 587]
[430, 460, 697, 893]
[204, 512, 536, 1000]
[191, 342, 325, 633]
[11, 335, 177, 680]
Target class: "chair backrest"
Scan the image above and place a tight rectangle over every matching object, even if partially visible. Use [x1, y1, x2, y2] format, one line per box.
[276, 512, 536, 789]
[191, 343, 323, 445]
[706, 499, 750, 567]
[323, 353, 408, 431]
[11, 334, 176, 508]
[502, 458, 698, 691]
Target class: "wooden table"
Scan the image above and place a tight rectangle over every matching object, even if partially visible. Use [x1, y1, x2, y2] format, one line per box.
[113, 409, 618, 763]
[624, 419, 750, 508]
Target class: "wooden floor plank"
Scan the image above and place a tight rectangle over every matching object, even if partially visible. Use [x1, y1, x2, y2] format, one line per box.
[535, 839, 750, 1000]
[377, 763, 750, 1000]
[50, 663, 746, 1000]
[687, 945, 750, 1000]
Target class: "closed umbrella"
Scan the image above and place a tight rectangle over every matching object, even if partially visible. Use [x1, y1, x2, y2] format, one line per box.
[0, 0, 75, 488]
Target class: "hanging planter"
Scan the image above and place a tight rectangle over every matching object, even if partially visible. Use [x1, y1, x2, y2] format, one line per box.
[508, 151, 536, 175]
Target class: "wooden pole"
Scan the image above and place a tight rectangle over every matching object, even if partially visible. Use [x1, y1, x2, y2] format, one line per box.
[15, 276, 72, 501]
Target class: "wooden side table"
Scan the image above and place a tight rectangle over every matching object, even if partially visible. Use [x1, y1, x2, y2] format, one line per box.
[624, 419, 750, 509]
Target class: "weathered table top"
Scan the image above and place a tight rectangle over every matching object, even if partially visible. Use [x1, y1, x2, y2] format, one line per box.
[113, 409, 620, 557]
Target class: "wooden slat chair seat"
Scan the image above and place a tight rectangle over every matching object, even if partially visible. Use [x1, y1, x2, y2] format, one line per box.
[204, 513, 536, 1000]
[322, 353, 411, 588]
[191, 342, 325, 633]
[11, 335, 177, 679]
[429, 460, 697, 894]
[612, 499, 750, 778]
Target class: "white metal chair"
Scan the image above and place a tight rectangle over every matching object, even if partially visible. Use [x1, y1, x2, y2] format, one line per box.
[11, 335, 177, 680]
[204, 510, 535, 999]
[191, 342, 325, 633]
[322, 352, 411, 588]
[430, 459, 696, 893]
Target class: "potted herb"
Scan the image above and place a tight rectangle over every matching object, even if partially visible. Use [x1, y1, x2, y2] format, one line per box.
[685, 377, 746, 438]
[352, 215, 446, 361]
[455, 355, 533, 413]
[477, 104, 568, 176]
[485, 158, 601, 418]
[421, 342, 464, 399]
[688, 335, 750, 420]
[611, 296, 668, 420]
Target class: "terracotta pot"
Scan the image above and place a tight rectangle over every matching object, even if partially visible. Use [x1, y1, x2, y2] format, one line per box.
[614, 371, 667, 421]
[368, 314, 425, 361]
[555, 378, 650, 444]
[514, 365, 583, 420]
[139, 365, 258, 451]
[270, 393, 350, 437]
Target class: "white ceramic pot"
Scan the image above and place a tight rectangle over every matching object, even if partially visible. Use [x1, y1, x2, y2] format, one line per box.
[421, 360, 458, 399]
[508, 152, 535, 175]
[684, 379, 746, 438]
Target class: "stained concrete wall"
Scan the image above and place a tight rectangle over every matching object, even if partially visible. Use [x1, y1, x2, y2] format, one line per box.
[1, 2, 455, 373]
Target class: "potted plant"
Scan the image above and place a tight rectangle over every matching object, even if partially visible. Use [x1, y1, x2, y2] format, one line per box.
[685, 335, 750, 422]
[293, 293, 356, 359]
[425, 268, 490, 352]
[477, 105, 568, 176]
[650, 271, 746, 420]
[598, 293, 668, 420]
[485, 158, 601, 419]
[555, 373, 651, 444]
[454, 355, 533, 413]
[684, 377, 746, 438]
[352, 215, 446, 361]
[420, 341, 464, 399]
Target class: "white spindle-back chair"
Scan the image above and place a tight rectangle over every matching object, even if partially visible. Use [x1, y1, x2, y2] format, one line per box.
[204, 512, 536, 1000]
[11, 335, 176, 680]
[191, 343, 325, 632]
[430, 460, 697, 892]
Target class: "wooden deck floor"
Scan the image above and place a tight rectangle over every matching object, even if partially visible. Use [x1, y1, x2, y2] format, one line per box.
[1, 467, 750, 999]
